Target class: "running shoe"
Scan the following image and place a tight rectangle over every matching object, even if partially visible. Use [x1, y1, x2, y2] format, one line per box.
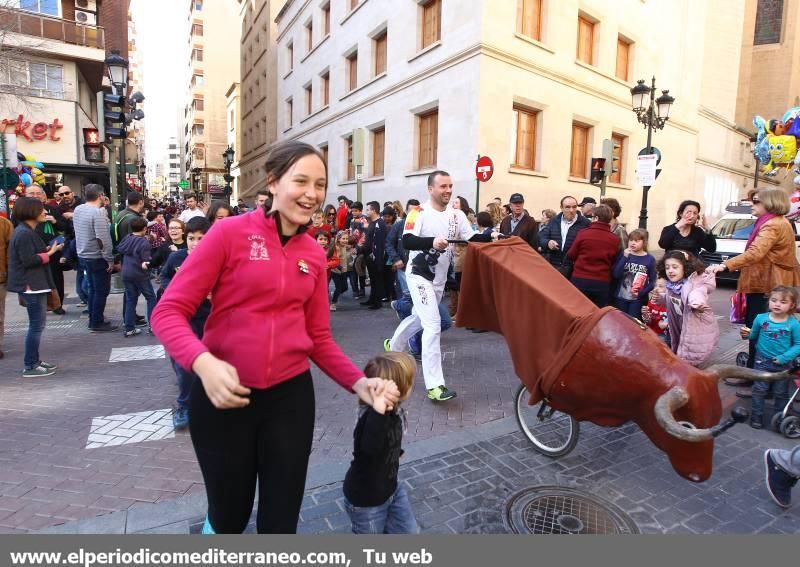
[764, 450, 796, 508]
[173, 407, 189, 431]
[22, 366, 56, 378]
[124, 328, 142, 337]
[383, 339, 391, 352]
[330, 303, 337, 311]
[427, 386, 457, 402]
[38, 361, 57, 370]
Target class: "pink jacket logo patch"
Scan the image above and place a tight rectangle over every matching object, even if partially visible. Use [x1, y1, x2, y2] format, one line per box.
[248, 235, 270, 261]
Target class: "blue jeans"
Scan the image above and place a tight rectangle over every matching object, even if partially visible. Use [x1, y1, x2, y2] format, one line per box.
[123, 278, 156, 331]
[83, 258, 111, 328]
[751, 356, 793, 423]
[615, 297, 645, 318]
[171, 357, 197, 410]
[344, 484, 419, 534]
[20, 293, 47, 370]
[76, 262, 89, 303]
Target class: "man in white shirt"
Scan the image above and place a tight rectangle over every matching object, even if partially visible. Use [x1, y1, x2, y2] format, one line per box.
[179, 194, 205, 223]
[384, 171, 497, 402]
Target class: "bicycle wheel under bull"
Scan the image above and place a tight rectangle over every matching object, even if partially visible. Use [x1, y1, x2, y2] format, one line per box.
[515, 384, 579, 457]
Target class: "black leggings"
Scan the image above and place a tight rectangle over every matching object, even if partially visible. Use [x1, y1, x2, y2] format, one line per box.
[745, 292, 769, 369]
[189, 371, 315, 533]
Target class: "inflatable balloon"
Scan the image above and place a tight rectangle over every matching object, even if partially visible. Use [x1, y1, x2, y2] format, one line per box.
[788, 187, 800, 222]
[753, 116, 771, 165]
[20, 172, 32, 186]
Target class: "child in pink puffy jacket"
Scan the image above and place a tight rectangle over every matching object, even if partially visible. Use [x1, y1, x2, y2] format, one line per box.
[656, 250, 719, 367]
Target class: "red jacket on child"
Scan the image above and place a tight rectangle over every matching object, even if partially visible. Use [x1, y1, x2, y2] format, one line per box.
[151, 211, 363, 391]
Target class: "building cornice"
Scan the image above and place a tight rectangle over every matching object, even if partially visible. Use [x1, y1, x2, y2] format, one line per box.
[695, 156, 779, 185]
[698, 105, 754, 138]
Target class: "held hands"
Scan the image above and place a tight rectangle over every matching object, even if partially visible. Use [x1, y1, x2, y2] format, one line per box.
[432, 237, 449, 251]
[705, 264, 726, 275]
[353, 377, 401, 415]
[193, 352, 251, 409]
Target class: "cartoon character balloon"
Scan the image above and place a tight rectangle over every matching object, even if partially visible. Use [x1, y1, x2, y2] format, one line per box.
[753, 115, 799, 175]
[13, 152, 46, 187]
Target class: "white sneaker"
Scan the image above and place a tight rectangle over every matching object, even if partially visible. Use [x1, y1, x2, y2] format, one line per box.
[330, 303, 337, 311]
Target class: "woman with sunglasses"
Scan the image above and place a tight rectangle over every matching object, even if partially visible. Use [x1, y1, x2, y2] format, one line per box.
[707, 189, 800, 369]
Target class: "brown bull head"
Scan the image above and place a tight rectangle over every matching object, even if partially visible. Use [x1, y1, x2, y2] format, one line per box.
[547, 311, 791, 483]
[654, 365, 794, 442]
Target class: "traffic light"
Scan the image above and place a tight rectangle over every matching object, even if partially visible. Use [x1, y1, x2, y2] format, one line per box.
[602, 139, 621, 177]
[101, 93, 126, 140]
[590, 157, 606, 185]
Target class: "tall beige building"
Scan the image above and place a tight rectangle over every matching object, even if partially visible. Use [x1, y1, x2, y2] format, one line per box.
[235, 0, 280, 203]
[182, 0, 240, 198]
[736, 0, 800, 191]
[270, 0, 788, 234]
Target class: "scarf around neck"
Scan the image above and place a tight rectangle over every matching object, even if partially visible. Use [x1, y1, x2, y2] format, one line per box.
[666, 278, 686, 295]
[746, 213, 777, 249]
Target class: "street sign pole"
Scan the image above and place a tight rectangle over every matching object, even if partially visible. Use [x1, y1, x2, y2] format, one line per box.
[475, 154, 480, 213]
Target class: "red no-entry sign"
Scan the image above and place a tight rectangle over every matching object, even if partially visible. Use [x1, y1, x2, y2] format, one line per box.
[476, 156, 494, 182]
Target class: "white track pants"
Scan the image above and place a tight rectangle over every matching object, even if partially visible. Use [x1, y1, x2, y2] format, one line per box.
[388, 274, 445, 390]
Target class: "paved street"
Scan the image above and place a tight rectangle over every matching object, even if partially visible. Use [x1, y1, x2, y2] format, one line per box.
[0, 276, 798, 534]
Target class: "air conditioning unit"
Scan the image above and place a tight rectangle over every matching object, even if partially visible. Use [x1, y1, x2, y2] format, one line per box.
[75, 10, 97, 26]
[75, 0, 98, 11]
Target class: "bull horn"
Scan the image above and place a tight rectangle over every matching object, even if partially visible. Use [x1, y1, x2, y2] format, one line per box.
[654, 387, 713, 442]
[705, 364, 794, 382]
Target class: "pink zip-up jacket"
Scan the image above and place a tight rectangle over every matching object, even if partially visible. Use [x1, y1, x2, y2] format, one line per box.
[151, 211, 364, 391]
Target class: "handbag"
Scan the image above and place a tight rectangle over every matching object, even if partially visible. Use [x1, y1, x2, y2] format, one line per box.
[729, 292, 747, 324]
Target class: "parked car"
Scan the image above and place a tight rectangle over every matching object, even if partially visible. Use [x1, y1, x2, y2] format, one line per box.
[700, 202, 800, 282]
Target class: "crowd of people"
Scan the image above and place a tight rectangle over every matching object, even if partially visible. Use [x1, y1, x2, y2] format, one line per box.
[1, 140, 800, 528]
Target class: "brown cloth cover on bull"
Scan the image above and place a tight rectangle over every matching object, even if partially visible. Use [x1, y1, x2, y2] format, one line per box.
[457, 238, 614, 404]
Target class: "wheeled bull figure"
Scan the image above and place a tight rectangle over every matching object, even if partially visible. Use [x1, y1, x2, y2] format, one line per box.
[458, 239, 791, 482]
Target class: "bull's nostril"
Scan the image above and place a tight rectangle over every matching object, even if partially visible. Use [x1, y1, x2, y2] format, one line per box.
[677, 421, 696, 430]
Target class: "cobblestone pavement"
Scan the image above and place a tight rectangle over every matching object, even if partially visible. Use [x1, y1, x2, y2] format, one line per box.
[1, 278, 796, 533]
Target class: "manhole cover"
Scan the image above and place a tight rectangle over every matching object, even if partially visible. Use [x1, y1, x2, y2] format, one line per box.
[505, 486, 639, 535]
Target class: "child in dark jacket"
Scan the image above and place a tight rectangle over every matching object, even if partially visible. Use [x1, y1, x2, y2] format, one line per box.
[343, 352, 419, 534]
[117, 217, 157, 337]
[612, 228, 657, 317]
[158, 216, 212, 430]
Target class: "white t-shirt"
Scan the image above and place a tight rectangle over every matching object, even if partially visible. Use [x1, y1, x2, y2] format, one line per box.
[179, 208, 206, 223]
[403, 201, 476, 286]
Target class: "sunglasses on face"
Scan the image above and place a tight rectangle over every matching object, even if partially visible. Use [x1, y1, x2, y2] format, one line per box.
[58, 191, 71, 196]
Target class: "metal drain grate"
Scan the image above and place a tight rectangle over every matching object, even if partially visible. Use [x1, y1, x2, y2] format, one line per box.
[505, 486, 639, 535]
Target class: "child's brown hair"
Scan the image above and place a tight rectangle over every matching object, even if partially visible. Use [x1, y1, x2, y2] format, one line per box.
[628, 228, 649, 248]
[769, 285, 799, 310]
[362, 352, 416, 401]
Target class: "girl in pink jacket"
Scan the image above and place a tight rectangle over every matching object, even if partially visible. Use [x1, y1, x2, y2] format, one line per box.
[657, 250, 719, 367]
[151, 141, 399, 534]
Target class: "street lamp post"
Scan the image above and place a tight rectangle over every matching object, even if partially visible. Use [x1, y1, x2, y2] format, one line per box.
[191, 167, 201, 195]
[630, 77, 675, 229]
[105, 50, 128, 207]
[104, 50, 146, 207]
[222, 145, 235, 202]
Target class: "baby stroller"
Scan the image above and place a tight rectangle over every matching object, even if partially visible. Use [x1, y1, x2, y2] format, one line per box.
[736, 352, 800, 438]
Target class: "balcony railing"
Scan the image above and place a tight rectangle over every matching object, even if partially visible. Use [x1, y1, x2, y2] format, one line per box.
[0, 8, 105, 50]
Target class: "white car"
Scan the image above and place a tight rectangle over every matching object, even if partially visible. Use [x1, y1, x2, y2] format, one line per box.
[700, 202, 800, 282]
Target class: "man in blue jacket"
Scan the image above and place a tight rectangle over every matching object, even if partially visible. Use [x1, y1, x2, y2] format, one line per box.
[539, 195, 590, 276]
